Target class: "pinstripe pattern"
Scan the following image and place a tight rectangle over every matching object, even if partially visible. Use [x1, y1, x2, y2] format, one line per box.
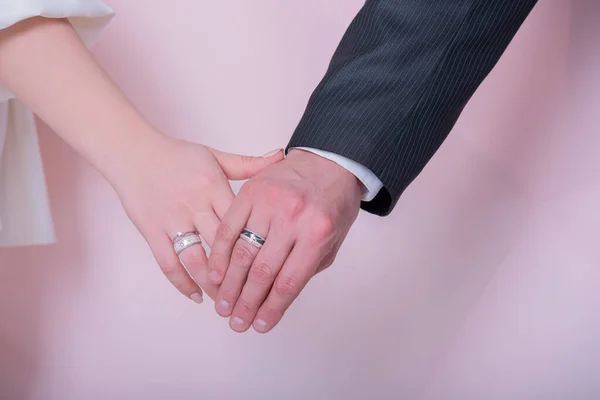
[287, 0, 538, 216]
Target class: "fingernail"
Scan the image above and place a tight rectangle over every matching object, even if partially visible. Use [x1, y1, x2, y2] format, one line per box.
[209, 270, 221, 283]
[254, 319, 268, 332]
[217, 299, 230, 314]
[190, 292, 204, 304]
[261, 148, 283, 158]
[230, 316, 245, 330]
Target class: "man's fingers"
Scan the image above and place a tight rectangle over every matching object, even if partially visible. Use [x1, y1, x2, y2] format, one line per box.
[215, 238, 260, 319]
[208, 196, 252, 285]
[252, 245, 321, 333]
[215, 213, 270, 321]
[315, 241, 343, 274]
[229, 226, 294, 332]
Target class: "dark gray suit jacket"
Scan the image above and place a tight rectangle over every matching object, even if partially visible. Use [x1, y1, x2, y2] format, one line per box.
[287, 0, 538, 216]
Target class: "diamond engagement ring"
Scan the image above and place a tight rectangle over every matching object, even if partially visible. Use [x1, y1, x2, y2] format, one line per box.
[173, 231, 202, 255]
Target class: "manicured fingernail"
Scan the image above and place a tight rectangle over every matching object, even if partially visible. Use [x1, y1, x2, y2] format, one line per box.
[230, 316, 245, 330]
[261, 148, 283, 158]
[209, 270, 221, 283]
[254, 319, 268, 332]
[190, 292, 203, 304]
[217, 299, 230, 314]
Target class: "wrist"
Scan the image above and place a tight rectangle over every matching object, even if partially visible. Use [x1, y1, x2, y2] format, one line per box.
[92, 124, 168, 186]
[286, 149, 365, 196]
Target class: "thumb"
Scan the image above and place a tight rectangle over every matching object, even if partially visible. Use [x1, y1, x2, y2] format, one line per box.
[208, 147, 284, 180]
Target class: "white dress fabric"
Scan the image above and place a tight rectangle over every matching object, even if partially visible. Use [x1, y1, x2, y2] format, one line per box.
[0, 0, 114, 247]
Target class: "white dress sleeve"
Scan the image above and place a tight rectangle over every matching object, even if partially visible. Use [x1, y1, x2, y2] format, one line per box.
[0, 1, 114, 247]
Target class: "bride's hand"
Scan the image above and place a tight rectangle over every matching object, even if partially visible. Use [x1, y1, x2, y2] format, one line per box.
[0, 17, 284, 302]
[109, 135, 283, 303]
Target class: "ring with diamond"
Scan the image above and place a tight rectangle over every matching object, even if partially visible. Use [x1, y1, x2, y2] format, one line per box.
[173, 231, 202, 255]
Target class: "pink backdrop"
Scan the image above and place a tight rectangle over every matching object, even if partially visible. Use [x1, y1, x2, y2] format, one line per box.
[1, 1, 599, 398]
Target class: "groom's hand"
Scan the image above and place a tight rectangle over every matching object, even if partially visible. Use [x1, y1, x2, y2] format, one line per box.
[207, 149, 362, 333]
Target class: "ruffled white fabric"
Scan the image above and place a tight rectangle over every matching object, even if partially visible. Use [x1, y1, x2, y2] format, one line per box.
[0, 1, 114, 247]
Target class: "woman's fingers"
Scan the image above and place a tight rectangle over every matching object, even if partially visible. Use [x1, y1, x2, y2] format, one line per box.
[177, 241, 220, 301]
[148, 231, 204, 304]
[207, 197, 252, 287]
[192, 210, 222, 248]
[208, 147, 283, 181]
[228, 224, 294, 332]
[109, 140, 284, 305]
[187, 212, 223, 300]
[211, 184, 236, 222]
[167, 215, 222, 302]
[215, 212, 271, 321]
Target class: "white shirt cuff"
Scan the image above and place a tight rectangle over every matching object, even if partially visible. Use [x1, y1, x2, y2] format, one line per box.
[292, 147, 384, 202]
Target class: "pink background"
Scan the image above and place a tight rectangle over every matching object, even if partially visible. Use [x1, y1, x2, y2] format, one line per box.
[1, 0, 599, 398]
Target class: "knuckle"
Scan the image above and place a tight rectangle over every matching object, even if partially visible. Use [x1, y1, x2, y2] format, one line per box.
[235, 297, 254, 315]
[321, 253, 335, 270]
[198, 172, 218, 188]
[262, 184, 284, 206]
[275, 275, 301, 296]
[310, 212, 336, 239]
[231, 243, 255, 266]
[240, 179, 266, 201]
[241, 155, 255, 165]
[215, 223, 235, 242]
[238, 156, 255, 176]
[208, 252, 226, 272]
[315, 259, 334, 276]
[158, 262, 179, 278]
[283, 191, 307, 219]
[258, 306, 285, 324]
[219, 289, 237, 304]
[179, 246, 203, 264]
[249, 262, 275, 285]
[240, 179, 257, 195]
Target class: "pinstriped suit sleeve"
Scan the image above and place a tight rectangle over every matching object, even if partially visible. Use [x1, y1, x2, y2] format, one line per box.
[286, 0, 538, 216]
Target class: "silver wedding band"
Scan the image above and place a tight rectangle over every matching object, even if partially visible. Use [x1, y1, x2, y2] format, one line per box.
[239, 228, 266, 249]
[173, 231, 202, 255]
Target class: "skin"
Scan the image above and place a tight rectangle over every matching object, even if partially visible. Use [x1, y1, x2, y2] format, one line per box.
[0, 17, 284, 303]
[1, 17, 365, 333]
[208, 149, 363, 333]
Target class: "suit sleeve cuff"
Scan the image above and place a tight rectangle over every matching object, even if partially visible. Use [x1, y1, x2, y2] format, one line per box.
[291, 147, 384, 202]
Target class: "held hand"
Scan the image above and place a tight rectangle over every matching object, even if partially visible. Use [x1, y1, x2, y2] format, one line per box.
[109, 134, 283, 303]
[208, 149, 362, 333]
